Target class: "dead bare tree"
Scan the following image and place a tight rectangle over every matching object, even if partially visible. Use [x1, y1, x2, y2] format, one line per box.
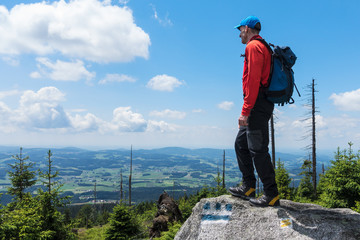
[120, 168, 123, 203]
[129, 145, 133, 206]
[300, 78, 318, 198]
[94, 180, 97, 206]
[222, 150, 226, 189]
[311, 78, 317, 197]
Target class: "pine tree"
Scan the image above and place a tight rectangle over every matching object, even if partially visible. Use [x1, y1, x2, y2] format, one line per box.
[7, 147, 36, 201]
[0, 196, 43, 239]
[275, 158, 292, 199]
[319, 143, 360, 209]
[296, 157, 313, 200]
[38, 150, 74, 239]
[105, 203, 141, 240]
[76, 205, 96, 228]
[129, 145, 133, 206]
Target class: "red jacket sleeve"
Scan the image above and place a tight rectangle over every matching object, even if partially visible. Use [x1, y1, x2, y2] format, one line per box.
[241, 41, 265, 116]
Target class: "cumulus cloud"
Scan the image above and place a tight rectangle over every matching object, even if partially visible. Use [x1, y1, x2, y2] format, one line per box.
[20, 87, 65, 104]
[149, 109, 186, 119]
[31, 58, 95, 81]
[70, 107, 176, 133]
[147, 74, 184, 92]
[0, 0, 150, 63]
[147, 120, 177, 132]
[0, 87, 71, 130]
[330, 88, 360, 111]
[18, 87, 71, 129]
[217, 101, 234, 111]
[0, 87, 177, 134]
[69, 113, 104, 132]
[110, 107, 147, 132]
[99, 74, 136, 84]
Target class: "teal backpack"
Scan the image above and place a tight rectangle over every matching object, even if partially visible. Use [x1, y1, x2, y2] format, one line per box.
[255, 38, 301, 105]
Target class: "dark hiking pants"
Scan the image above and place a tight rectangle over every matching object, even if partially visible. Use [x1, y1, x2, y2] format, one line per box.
[234, 92, 278, 197]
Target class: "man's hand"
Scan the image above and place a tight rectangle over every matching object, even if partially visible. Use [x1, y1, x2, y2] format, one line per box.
[238, 115, 248, 128]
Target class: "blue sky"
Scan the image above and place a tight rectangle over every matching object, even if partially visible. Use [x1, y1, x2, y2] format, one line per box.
[0, 0, 359, 152]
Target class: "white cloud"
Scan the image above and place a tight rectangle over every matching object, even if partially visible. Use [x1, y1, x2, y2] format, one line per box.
[31, 58, 95, 82]
[18, 87, 70, 129]
[217, 101, 234, 111]
[30, 71, 42, 79]
[119, 0, 130, 5]
[68, 108, 88, 113]
[0, 90, 21, 99]
[102, 0, 112, 5]
[149, 109, 186, 119]
[0, 87, 179, 135]
[2, 56, 19, 66]
[146, 120, 177, 133]
[69, 107, 177, 133]
[110, 106, 147, 132]
[69, 113, 104, 132]
[330, 88, 360, 111]
[0, 101, 13, 123]
[99, 74, 136, 84]
[192, 109, 205, 113]
[147, 74, 184, 92]
[0, 101, 18, 133]
[151, 5, 173, 27]
[20, 87, 65, 104]
[0, 0, 150, 63]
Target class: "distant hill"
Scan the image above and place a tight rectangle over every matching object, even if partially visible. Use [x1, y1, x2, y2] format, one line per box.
[0, 146, 333, 205]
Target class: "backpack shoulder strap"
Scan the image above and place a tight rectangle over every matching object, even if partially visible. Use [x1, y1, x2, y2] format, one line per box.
[252, 38, 273, 54]
[252, 38, 274, 88]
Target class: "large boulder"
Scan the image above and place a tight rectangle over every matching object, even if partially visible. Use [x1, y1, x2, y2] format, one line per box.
[175, 195, 360, 240]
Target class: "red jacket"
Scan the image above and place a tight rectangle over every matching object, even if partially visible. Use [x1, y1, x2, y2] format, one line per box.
[241, 35, 271, 116]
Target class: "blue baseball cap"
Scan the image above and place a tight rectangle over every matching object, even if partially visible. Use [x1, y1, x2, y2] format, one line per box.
[234, 16, 261, 30]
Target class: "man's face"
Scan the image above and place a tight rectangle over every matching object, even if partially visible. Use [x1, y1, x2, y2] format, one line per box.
[239, 26, 248, 44]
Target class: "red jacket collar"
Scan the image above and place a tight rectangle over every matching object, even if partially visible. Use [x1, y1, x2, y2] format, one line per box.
[247, 35, 262, 44]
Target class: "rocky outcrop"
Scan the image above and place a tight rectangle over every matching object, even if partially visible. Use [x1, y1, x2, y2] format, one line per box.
[175, 195, 360, 240]
[150, 191, 182, 238]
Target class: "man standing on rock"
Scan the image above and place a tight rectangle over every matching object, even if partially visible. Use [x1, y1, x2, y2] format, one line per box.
[228, 16, 279, 207]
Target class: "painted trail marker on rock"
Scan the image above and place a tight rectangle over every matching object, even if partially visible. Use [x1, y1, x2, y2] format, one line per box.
[280, 218, 293, 228]
[201, 202, 233, 224]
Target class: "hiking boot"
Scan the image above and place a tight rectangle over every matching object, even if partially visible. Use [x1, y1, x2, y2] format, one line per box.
[228, 185, 255, 200]
[249, 194, 280, 207]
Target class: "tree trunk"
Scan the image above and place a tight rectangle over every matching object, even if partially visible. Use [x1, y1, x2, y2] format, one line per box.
[129, 145, 132, 206]
[120, 169, 123, 202]
[312, 78, 317, 198]
[222, 150, 226, 189]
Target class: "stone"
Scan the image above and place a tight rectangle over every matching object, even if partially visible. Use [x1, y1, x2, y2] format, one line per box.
[149, 191, 183, 238]
[175, 195, 360, 240]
